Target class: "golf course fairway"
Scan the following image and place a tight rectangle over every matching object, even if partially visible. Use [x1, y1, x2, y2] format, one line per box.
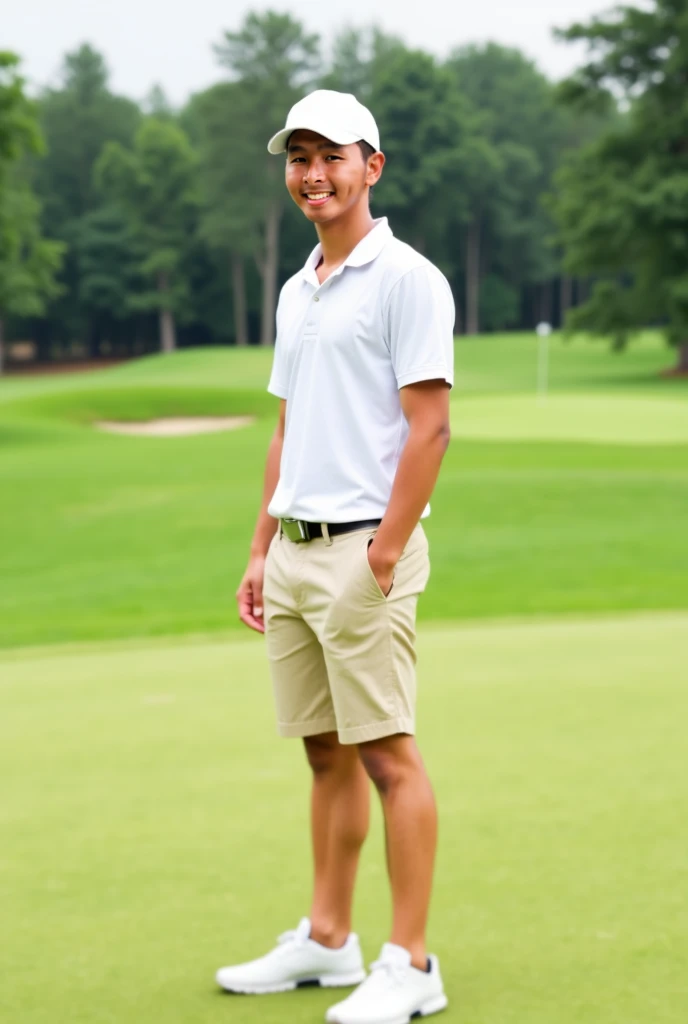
[2, 612, 686, 1024]
[2, 334, 686, 1022]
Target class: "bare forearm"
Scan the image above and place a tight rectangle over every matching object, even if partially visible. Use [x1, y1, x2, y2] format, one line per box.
[250, 429, 283, 557]
[373, 426, 450, 565]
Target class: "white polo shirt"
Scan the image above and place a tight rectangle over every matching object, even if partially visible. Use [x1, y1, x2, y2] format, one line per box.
[267, 217, 454, 523]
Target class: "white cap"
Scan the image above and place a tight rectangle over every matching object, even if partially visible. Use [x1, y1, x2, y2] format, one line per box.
[267, 89, 380, 155]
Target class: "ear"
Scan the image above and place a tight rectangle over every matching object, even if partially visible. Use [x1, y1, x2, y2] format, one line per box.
[366, 151, 385, 188]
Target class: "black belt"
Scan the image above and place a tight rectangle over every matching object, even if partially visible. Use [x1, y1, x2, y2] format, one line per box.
[280, 518, 382, 543]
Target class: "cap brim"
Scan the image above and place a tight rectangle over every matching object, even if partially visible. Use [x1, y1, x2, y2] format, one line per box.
[267, 124, 364, 155]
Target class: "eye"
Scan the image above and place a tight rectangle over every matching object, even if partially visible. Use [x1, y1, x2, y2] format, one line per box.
[326, 155, 342, 161]
[289, 157, 305, 163]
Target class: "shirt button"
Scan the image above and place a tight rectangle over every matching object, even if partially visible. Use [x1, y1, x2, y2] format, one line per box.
[313, 296, 320, 302]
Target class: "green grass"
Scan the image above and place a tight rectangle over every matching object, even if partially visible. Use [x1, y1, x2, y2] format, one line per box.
[0, 329, 681, 406]
[2, 613, 687, 1024]
[453, 393, 688, 444]
[2, 334, 687, 1023]
[5, 385, 272, 425]
[1, 332, 687, 648]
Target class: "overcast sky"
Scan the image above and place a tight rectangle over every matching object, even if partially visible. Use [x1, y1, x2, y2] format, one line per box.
[7, 0, 617, 105]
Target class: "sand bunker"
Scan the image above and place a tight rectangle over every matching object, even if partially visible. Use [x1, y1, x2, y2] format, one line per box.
[96, 416, 255, 437]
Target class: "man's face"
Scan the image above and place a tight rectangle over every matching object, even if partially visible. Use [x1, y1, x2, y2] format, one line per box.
[285, 130, 383, 224]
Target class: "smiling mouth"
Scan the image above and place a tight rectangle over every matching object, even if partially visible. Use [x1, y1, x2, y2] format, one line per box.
[303, 192, 335, 205]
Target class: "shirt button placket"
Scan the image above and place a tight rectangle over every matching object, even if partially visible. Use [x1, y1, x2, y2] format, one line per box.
[303, 291, 321, 340]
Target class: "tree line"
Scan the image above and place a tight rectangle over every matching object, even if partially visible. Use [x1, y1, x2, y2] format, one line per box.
[0, 0, 686, 372]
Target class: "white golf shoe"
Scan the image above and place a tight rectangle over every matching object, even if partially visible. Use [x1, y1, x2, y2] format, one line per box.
[325, 942, 448, 1024]
[215, 917, 366, 995]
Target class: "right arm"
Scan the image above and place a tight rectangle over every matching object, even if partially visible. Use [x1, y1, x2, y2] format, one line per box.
[236, 400, 286, 634]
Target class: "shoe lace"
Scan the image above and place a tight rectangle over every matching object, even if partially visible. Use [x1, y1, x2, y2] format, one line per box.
[366, 956, 407, 990]
[276, 918, 311, 952]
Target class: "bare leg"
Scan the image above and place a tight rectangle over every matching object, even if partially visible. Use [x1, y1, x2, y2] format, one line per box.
[305, 732, 371, 949]
[359, 734, 438, 970]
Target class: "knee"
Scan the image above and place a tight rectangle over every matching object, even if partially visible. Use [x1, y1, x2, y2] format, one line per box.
[358, 748, 406, 795]
[304, 734, 347, 776]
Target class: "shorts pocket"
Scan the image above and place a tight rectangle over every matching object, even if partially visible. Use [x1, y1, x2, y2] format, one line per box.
[364, 536, 394, 600]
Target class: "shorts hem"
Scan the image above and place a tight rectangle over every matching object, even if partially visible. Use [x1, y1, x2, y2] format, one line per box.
[277, 716, 338, 739]
[338, 717, 415, 745]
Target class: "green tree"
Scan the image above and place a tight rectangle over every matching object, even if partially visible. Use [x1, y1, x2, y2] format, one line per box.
[213, 11, 321, 345]
[96, 118, 198, 353]
[188, 81, 262, 346]
[371, 49, 483, 257]
[0, 178, 65, 372]
[144, 84, 175, 120]
[553, 0, 688, 371]
[73, 204, 139, 349]
[0, 53, 64, 372]
[34, 45, 141, 238]
[321, 25, 405, 101]
[0, 51, 42, 161]
[31, 44, 141, 351]
[377, 48, 504, 333]
[447, 44, 568, 333]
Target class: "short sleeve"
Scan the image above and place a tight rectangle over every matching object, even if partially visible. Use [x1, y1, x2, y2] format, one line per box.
[385, 264, 455, 390]
[267, 292, 289, 399]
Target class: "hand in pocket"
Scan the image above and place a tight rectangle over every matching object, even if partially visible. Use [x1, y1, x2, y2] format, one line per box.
[366, 538, 395, 598]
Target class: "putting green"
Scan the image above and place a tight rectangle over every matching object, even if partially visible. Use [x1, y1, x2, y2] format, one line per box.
[451, 393, 688, 445]
[2, 613, 687, 1024]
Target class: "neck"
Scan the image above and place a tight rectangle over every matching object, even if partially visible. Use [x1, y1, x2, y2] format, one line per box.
[315, 199, 376, 265]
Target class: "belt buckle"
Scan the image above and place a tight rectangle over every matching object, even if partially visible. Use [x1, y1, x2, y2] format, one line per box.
[282, 518, 311, 543]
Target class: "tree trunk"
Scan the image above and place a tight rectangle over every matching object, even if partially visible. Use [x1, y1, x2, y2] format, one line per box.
[0, 317, 4, 376]
[231, 253, 249, 346]
[465, 219, 481, 336]
[560, 274, 573, 325]
[676, 342, 688, 373]
[157, 273, 176, 353]
[539, 281, 553, 325]
[259, 200, 282, 347]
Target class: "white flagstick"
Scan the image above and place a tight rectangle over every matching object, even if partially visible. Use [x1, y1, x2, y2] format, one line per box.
[536, 321, 552, 399]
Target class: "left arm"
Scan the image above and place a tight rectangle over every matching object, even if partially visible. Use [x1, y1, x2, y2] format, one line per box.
[368, 379, 451, 595]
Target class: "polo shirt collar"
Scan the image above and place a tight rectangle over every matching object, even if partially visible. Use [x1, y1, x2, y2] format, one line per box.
[301, 217, 393, 285]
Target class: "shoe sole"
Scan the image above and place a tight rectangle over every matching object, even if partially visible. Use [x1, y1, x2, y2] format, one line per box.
[326, 992, 449, 1024]
[217, 970, 367, 995]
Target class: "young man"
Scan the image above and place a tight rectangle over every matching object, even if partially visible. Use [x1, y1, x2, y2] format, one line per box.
[216, 90, 454, 1024]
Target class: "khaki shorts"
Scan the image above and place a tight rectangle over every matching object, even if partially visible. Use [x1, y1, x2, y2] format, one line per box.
[262, 523, 430, 745]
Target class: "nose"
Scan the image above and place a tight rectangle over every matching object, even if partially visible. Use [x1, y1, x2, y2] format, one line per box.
[303, 156, 327, 184]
